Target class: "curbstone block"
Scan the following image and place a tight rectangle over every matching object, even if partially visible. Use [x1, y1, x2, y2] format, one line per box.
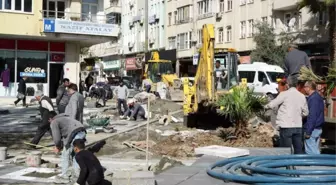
[106, 171, 155, 185]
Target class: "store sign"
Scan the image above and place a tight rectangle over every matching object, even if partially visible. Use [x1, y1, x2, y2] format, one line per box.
[43, 18, 120, 37]
[20, 67, 46, 78]
[125, 58, 138, 70]
[103, 60, 120, 69]
[51, 53, 65, 62]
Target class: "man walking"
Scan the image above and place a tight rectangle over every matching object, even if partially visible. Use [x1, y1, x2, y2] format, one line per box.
[284, 44, 311, 80]
[14, 76, 27, 107]
[265, 76, 309, 154]
[50, 114, 86, 183]
[56, 78, 70, 113]
[73, 139, 111, 185]
[303, 81, 325, 154]
[65, 84, 85, 123]
[30, 90, 57, 147]
[113, 81, 129, 116]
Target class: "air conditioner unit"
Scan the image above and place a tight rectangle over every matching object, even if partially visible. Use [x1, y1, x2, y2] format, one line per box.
[149, 37, 155, 44]
[140, 17, 144, 24]
[154, 14, 159, 20]
[118, 49, 123, 54]
[128, 42, 134, 48]
[129, 0, 134, 7]
[129, 22, 133, 27]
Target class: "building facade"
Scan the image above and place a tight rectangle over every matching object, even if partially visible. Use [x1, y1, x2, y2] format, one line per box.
[165, 0, 328, 76]
[0, 0, 120, 98]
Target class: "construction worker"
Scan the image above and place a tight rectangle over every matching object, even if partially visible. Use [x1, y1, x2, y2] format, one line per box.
[30, 90, 56, 147]
[65, 84, 85, 123]
[120, 99, 146, 121]
[73, 139, 111, 185]
[49, 114, 86, 184]
[284, 44, 311, 81]
[113, 81, 129, 116]
[56, 78, 70, 114]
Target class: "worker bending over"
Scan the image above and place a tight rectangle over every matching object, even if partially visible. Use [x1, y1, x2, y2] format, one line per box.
[73, 139, 111, 185]
[120, 99, 146, 121]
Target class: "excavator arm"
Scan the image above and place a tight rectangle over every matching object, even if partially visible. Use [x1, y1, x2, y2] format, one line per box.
[183, 24, 215, 115]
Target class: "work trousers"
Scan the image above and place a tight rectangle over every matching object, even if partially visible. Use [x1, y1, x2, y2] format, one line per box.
[305, 129, 322, 154]
[14, 96, 26, 106]
[279, 128, 304, 154]
[117, 99, 127, 116]
[31, 111, 52, 145]
[61, 131, 86, 178]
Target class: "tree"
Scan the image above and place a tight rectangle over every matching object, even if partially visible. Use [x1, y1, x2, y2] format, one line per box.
[298, 0, 336, 68]
[217, 86, 268, 138]
[250, 22, 295, 67]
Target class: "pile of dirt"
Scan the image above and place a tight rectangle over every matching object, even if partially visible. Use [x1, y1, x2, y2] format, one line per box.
[152, 126, 273, 158]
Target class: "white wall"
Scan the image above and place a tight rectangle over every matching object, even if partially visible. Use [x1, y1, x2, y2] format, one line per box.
[64, 43, 81, 85]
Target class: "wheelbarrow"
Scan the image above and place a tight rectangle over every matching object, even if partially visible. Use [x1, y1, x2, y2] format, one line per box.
[86, 117, 116, 134]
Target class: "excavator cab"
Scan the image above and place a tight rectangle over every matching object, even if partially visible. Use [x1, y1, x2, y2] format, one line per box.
[147, 61, 174, 83]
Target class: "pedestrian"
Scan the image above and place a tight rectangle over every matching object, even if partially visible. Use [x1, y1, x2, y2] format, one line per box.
[142, 76, 151, 93]
[120, 99, 146, 121]
[14, 76, 27, 107]
[65, 84, 85, 123]
[30, 90, 57, 147]
[56, 78, 70, 114]
[72, 139, 112, 185]
[264, 76, 309, 154]
[113, 81, 129, 116]
[303, 81, 325, 154]
[49, 114, 86, 183]
[284, 44, 311, 81]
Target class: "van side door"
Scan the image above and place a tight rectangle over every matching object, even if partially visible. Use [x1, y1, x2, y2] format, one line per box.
[254, 71, 269, 95]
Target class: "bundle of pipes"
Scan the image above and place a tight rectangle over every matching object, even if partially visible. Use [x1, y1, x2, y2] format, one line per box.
[207, 154, 336, 185]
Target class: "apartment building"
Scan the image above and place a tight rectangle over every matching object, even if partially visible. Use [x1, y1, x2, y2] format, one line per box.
[0, 0, 120, 98]
[165, 0, 328, 76]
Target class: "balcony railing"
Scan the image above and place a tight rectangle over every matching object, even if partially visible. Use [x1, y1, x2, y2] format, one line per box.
[41, 10, 119, 25]
[176, 18, 193, 25]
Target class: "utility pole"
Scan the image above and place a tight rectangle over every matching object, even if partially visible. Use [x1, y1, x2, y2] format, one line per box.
[144, 0, 149, 169]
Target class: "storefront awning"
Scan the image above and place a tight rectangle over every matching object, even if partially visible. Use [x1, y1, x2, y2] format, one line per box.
[103, 60, 121, 70]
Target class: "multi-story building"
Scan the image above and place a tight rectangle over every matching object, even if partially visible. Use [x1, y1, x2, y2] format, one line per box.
[165, 0, 328, 76]
[0, 0, 120, 98]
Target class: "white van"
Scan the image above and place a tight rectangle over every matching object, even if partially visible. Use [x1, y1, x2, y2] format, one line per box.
[238, 62, 284, 98]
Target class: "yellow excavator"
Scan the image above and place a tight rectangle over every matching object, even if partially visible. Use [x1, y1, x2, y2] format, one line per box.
[143, 51, 184, 101]
[183, 24, 239, 127]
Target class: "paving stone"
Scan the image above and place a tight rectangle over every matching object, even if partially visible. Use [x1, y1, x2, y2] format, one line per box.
[195, 145, 250, 158]
[107, 171, 155, 185]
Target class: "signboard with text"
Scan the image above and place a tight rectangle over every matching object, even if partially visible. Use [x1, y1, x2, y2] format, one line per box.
[43, 19, 120, 37]
[20, 67, 46, 78]
[103, 60, 120, 69]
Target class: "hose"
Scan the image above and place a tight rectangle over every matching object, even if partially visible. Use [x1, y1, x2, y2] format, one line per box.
[207, 154, 336, 185]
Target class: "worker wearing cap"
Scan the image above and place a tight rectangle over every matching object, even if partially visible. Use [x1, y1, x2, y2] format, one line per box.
[120, 99, 147, 121]
[284, 44, 311, 81]
[30, 90, 57, 147]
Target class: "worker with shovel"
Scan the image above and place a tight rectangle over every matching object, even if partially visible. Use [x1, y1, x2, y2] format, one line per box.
[49, 113, 86, 184]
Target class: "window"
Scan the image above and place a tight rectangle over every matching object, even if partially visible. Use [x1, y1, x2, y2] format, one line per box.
[240, 21, 246, 38]
[17, 51, 48, 83]
[267, 72, 284, 83]
[258, 71, 267, 83]
[261, 16, 267, 22]
[174, 11, 177, 24]
[239, 71, 255, 83]
[226, 25, 232, 42]
[247, 19, 254, 37]
[82, 0, 98, 22]
[168, 12, 172, 25]
[218, 27, 224, 43]
[198, 0, 212, 15]
[177, 32, 191, 50]
[197, 29, 202, 44]
[240, 0, 246, 6]
[1, 0, 32, 12]
[0, 50, 15, 83]
[168, 37, 176, 49]
[226, 0, 232, 11]
[317, 11, 328, 25]
[177, 6, 190, 23]
[219, 0, 224, 12]
[43, 0, 65, 18]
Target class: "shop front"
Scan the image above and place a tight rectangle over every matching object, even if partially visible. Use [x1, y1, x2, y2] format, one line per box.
[103, 59, 121, 76]
[0, 39, 69, 98]
[125, 57, 142, 82]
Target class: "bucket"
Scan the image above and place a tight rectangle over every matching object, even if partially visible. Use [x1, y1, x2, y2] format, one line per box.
[0, 147, 7, 161]
[26, 151, 42, 167]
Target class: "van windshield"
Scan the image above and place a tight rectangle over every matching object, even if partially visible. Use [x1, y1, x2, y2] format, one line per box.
[267, 72, 284, 83]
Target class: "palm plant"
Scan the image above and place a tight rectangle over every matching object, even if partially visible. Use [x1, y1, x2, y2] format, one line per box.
[298, 0, 336, 68]
[216, 86, 268, 138]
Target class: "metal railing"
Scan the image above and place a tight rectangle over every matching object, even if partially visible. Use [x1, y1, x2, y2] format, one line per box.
[41, 10, 120, 25]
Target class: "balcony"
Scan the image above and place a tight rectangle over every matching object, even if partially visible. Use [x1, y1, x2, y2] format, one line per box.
[105, 0, 121, 14]
[176, 18, 193, 25]
[149, 14, 159, 24]
[197, 12, 215, 20]
[41, 10, 120, 37]
[273, 0, 299, 11]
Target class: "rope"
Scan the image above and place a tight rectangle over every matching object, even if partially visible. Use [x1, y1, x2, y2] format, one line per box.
[207, 154, 336, 185]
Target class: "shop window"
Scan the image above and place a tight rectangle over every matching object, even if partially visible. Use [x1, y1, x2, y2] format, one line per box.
[0, 50, 15, 83]
[17, 40, 48, 51]
[17, 51, 48, 83]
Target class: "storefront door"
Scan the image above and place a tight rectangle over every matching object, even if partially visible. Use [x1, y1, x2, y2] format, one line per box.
[43, 0, 65, 18]
[49, 62, 64, 98]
